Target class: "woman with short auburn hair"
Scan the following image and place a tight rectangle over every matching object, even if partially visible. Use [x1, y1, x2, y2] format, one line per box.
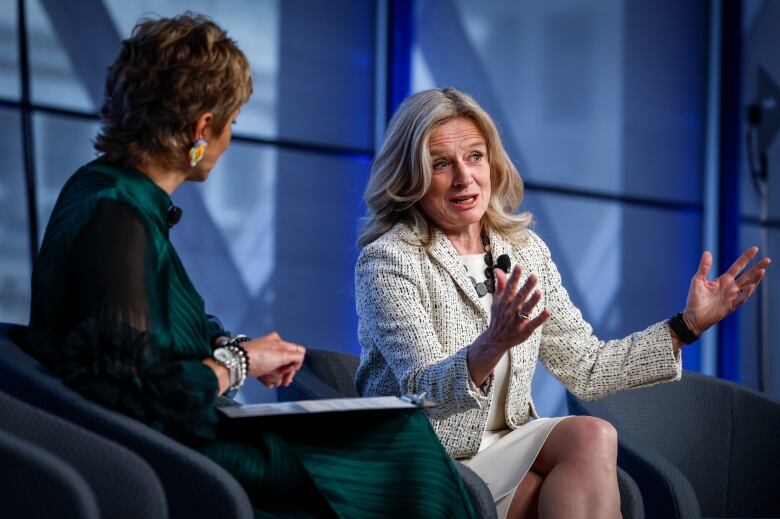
[355, 87, 770, 518]
[95, 14, 252, 171]
[26, 16, 477, 517]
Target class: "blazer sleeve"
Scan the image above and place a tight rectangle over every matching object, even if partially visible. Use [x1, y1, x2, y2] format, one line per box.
[532, 232, 682, 400]
[356, 240, 490, 419]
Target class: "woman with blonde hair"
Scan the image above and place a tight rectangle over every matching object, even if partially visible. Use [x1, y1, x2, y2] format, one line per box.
[26, 17, 477, 517]
[355, 87, 770, 518]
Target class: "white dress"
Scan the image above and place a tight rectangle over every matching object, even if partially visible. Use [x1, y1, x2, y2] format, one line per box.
[458, 254, 568, 519]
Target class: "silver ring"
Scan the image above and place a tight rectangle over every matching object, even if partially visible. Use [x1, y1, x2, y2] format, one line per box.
[517, 311, 530, 320]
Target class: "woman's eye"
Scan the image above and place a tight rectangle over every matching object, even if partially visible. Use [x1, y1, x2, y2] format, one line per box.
[470, 152, 483, 162]
[433, 160, 448, 170]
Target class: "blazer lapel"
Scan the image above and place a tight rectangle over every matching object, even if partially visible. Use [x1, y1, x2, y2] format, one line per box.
[429, 229, 489, 320]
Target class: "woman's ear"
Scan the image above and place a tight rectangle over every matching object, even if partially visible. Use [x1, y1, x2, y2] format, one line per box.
[193, 112, 214, 141]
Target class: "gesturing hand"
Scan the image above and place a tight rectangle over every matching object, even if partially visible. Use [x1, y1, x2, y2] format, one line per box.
[468, 265, 550, 387]
[486, 265, 550, 349]
[244, 332, 306, 388]
[683, 247, 771, 335]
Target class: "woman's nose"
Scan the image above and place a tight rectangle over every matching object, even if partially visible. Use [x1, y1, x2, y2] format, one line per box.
[452, 160, 473, 186]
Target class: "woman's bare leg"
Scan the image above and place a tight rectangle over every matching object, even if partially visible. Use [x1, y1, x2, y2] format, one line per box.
[507, 469, 543, 519]
[527, 416, 620, 519]
[504, 417, 619, 518]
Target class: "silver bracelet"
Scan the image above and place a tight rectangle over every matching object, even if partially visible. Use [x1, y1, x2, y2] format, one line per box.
[213, 334, 251, 391]
[226, 335, 250, 389]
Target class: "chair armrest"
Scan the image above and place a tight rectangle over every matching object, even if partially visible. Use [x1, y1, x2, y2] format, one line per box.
[616, 466, 644, 519]
[617, 438, 700, 519]
[454, 461, 498, 519]
[276, 366, 348, 401]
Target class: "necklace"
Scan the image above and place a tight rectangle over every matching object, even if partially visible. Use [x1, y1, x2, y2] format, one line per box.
[465, 232, 511, 297]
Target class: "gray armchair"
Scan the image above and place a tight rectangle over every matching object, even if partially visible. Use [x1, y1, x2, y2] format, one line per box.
[0, 428, 99, 519]
[0, 323, 252, 519]
[277, 348, 645, 519]
[567, 370, 780, 518]
[0, 390, 166, 518]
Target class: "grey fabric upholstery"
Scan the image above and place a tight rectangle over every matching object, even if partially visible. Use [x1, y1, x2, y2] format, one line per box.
[0, 428, 99, 519]
[617, 465, 646, 519]
[0, 323, 253, 519]
[278, 347, 498, 519]
[567, 370, 780, 518]
[278, 347, 361, 400]
[0, 390, 167, 519]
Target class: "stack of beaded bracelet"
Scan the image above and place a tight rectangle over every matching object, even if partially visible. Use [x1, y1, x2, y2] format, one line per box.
[226, 334, 250, 390]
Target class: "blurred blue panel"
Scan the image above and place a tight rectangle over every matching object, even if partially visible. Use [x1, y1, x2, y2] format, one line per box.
[620, 0, 707, 205]
[741, 0, 780, 221]
[103, 0, 281, 141]
[411, 0, 707, 204]
[272, 150, 369, 355]
[32, 113, 99, 240]
[523, 191, 702, 417]
[0, 0, 19, 99]
[0, 107, 30, 324]
[170, 144, 368, 403]
[738, 223, 779, 398]
[278, 0, 375, 150]
[107, 0, 375, 149]
[388, 0, 413, 117]
[27, 0, 94, 111]
[171, 141, 278, 338]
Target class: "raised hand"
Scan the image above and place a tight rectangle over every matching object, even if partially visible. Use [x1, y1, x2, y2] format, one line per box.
[683, 247, 771, 335]
[468, 265, 550, 386]
[487, 265, 550, 348]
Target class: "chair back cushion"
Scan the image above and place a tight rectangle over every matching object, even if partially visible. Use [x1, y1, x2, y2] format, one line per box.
[304, 349, 361, 397]
[0, 390, 167, 518]
[0, 323, 252, 519]
[0, 428, 100, 519]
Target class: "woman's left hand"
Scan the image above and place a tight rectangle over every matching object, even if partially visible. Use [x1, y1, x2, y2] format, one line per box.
[682, 247, 771, 335]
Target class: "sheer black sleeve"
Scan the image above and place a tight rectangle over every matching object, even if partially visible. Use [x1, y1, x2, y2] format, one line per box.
[58, 199, 219, 440]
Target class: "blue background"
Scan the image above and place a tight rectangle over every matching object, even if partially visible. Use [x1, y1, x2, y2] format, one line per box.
[0, 0, 777, 410]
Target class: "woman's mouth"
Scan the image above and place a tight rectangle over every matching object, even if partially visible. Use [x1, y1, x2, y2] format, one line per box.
[449, 194, 479, 209]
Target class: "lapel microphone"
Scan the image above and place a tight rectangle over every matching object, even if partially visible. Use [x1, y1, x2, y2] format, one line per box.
[495, 254, 511, 273]
[166, 205, 183, 228]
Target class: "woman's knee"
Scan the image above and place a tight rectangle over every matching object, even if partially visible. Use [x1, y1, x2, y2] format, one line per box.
[570, 416, 618, 459]
[554, 416, 617, 460]
[535, 416, 618, 472]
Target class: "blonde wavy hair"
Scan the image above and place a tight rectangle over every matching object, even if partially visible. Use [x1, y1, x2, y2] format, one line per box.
[358, 87, 532, 248]
[95, 13, 252, 169]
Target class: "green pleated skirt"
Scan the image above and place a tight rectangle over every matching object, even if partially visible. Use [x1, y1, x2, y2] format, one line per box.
[201, 409, 476, 518]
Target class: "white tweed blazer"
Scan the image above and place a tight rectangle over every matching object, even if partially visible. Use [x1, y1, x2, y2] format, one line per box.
[354, 222, 682, 459]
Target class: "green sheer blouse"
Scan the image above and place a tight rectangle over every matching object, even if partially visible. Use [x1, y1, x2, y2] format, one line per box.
[27, 160, 221, 441]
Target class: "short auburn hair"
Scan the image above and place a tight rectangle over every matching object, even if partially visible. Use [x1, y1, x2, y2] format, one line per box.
[95, 13, 252, 169]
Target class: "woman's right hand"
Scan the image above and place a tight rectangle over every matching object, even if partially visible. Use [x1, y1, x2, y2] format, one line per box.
[244, 332, 306, 387]
[467, 265, 550, 386]
[487, 265, 549, 348]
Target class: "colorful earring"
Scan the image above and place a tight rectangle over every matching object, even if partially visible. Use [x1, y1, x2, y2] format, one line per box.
[189, 138, 208, 167]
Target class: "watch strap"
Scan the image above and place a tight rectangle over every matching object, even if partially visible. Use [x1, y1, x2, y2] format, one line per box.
[669, 312, 698, 345]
